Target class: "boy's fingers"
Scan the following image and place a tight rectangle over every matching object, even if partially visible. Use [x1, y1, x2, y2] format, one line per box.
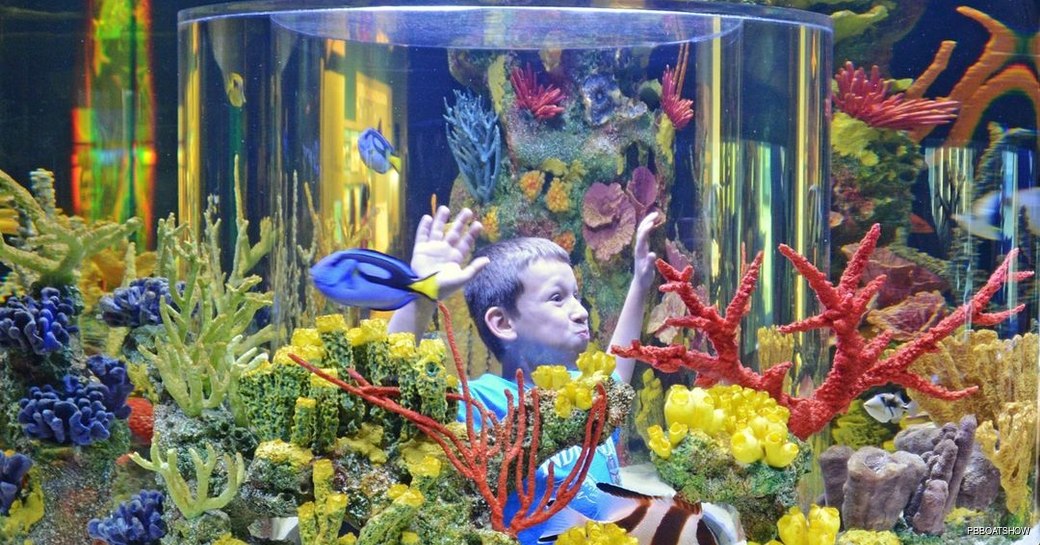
[430, 206, 450, 240]
[459, 256, 491, 281]
[457, 221, 483, 257]
[444, 208, 473, 246]
[415, 214, 433, 243]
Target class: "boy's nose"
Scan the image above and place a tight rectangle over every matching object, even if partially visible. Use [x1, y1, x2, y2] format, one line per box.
[569, 300, 589, 323]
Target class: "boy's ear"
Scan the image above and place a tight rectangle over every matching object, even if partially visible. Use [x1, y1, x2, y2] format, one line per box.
[484, 306, 517, 342]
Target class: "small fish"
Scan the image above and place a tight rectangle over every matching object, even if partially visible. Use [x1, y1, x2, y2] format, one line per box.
[310, 249, 437, 311]
[952, 188, 1040, 241]
[357, 126, 401, 174]
[909, 213, 934, 234]
[863, 392, 918, 423]
[225, 72, 246, 108]
[538, 482, 743, 545]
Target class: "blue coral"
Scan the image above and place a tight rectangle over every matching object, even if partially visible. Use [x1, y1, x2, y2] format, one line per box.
[88, 489, 165, 545]
[17, 376, 118, 446]
[444, 89, 501, 204]
[98, 277, 174, 328]
[0, 287, 78, 354]
[87, 355, 133, 419]
[0, 451, 32, 516]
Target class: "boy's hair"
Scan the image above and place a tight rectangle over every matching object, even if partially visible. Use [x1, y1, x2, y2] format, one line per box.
[464, 237, 571, 359]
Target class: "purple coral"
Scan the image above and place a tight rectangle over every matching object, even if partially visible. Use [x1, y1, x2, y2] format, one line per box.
[0, 287, 78, 354]
[98, 277, 174, 328]
[17, 376, 120, 446]
[87, 354, 134, 419]
[581, 182, 635, 262]
[88, 489, 166, 545]
[1, 451, 32, 516]
[625, 166, 660, 219]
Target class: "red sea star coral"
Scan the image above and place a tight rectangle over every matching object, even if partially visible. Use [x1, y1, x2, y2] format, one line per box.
[510, 63, 565, 121]
[834, 61, 959, 131]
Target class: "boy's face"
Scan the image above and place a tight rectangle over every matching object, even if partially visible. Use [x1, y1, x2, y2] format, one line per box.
[502, 258, 590, 365]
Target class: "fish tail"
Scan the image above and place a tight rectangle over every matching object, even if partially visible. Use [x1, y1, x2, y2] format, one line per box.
[390, 155, 402, 172]
[409, 273, 439, 301]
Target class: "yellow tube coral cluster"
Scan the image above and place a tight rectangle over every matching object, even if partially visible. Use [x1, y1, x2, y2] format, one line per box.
[656, 384, 799, 468]
[531, 345, 616, 418]
[387, 483, 425, 508]
[749, 505, 840, 545]
[272, 326, 326, 365]
[553, 521, 637, 545]
[346, 318, 389, 346]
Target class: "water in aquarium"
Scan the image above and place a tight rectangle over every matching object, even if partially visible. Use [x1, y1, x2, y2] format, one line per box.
[1, 1, 1037, 544]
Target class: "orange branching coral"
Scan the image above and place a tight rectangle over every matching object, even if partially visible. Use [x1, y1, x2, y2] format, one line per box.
[907, 7, 1040, 145]
[518, 170, 545, 202]
[614, 224, 1031, 439]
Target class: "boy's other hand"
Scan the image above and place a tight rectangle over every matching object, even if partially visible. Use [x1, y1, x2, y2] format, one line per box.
[633, 211, 661, 292]
[413, 206, 490, 299]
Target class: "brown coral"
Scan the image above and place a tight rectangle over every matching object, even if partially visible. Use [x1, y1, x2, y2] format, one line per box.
[581, 182, 635, 262]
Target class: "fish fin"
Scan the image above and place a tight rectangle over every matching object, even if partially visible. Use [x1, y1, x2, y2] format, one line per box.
[537, 507, 590, 543]
[370, 293, 418, 311]
[408, 274, 439, 301]
[596, 482, 663, 502]
[701, 502, 746, 544]
[1020, 189, 1040, 235]
[972, 190, 1001, 218]
[952, 214, 1001, 240]
[389, 155, 402, 172]
[358, 262, 393, 280]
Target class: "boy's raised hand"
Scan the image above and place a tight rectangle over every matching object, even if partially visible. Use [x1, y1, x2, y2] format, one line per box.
[633, 211, 661, 292]
[412, 206, 490, 299]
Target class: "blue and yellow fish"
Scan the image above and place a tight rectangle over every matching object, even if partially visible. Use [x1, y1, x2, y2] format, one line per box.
[310, 249, 437, 310]
[357, 126, 401, 174]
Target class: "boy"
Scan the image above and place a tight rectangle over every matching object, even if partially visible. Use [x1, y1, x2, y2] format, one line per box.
[388, 205, 659, 543]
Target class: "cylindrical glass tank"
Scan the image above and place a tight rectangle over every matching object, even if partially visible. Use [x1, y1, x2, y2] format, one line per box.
[178, 1, 840, 542]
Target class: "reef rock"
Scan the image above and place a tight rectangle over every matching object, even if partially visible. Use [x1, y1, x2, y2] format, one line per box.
[841, 447, 927, 531]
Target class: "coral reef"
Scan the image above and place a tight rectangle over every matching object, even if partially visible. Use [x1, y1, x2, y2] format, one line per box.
[0, 451, 31, 516]
[833, 61, 959, 131]
[445, 90, 502, 204]
[510, 64, 565, 121]
[614, 225, 1031, 439]
[87, 489, 166, 545]
[99, 277, 175, 328]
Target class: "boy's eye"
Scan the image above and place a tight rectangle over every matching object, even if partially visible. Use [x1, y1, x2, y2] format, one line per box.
[550, 293, 563, 302]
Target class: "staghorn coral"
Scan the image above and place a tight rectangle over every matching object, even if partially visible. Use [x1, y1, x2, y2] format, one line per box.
[0, 168, 141, 289]
[98, 277, 175, 328]
[581, 182, 636, 262]
[130, 441, 245, 520]
[0, 287, 78, 356]
[444, 90, 502, 205]
[87, 489, 166, 545]
[0, 451, 31, 516]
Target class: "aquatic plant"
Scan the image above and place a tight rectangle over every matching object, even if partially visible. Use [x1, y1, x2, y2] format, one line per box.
[98, 277, 174, 328]
[130, 442, 245, 519]
[0, 168, 141, 289]
[87, 489, 166, 545]
[0, 286, 78, 355]
[289, 302, 613, 538]
[581, 182, 636, 262]
[16, 376, 123, 446]
[444, 90, 501, 204]
[833, 61, 959, 131]
[0, 451, 31, 516]
[510, 63, 564, 121]
[614, 224, 1031, 439]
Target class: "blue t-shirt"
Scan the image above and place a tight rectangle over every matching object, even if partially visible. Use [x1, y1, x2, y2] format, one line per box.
[457, 373, 620, 544]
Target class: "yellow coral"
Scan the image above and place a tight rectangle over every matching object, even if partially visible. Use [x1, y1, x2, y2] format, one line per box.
[553, 231, 576, 254]
[832, 112, 881, 166]
[834, 529, 900, 545]
[274, 344, 324, 366]
[774, 505, 840, 545]
[253, 439, 315, 469]
[406, 455, 442, 479]
[316, 313, 349, 333]
[388, 332, 418, 359]
[664, 384, 799, 467]
[417, 338, 447, 363]
[540, 158, 568, 176]
[292, 328, 323, 349]
[532, 365, 572, 391]
[346, 318, 388, 346]
[554, 520, 637, 545]
[401, 531, 420, 544]
[545, 178, 571, 213]
[482, 206, 501, 241]
[336, 423, 388, 464]
[575, 344, 616, 380]
[519, 171, 545, 201]
[634, 369, 665, 448]
[646, 424, 672, 458]
[977, 401, 1036, 517]
[387, 484, 425, 507]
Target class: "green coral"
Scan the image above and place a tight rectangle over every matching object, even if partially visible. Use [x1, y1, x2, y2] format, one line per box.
[131, 441, 246, 519]
[652, 430, 811, 543]
[832, 113, 884, 166]
[832, 5, 889, 42]
[238, 358, 312, 442]
[831, 399, 897, 450]
[298, 459, 350, 545]
[0, 168, 141, 289]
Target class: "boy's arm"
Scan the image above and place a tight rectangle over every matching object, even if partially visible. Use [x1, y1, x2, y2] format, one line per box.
[388, 206, 488, 341]
[609, 211, 660, 384]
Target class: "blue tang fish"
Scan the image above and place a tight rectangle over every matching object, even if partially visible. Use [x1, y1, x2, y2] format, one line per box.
[357, 126, 401, 174]
[311, 249, 437, 310]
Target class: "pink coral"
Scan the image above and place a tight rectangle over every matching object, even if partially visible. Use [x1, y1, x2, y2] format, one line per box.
[841, 244, 948, 307]
[834, 61, 959, 130]
[511, 63, 565, 121]
[867, 291, 948, 341]
[625, 166, 660, 219]
[582, 182, 636, 262]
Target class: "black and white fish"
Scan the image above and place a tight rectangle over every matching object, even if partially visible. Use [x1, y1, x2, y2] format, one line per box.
[863, 392, 919, 423]
[952, 188, 1040, 241]
[538, 482, 745, 545]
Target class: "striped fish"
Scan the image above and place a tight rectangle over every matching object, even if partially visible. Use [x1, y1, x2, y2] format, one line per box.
[539, 482, 744, 545]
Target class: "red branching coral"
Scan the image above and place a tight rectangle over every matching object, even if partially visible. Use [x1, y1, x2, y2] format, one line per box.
[511, 63, 565, 121]
[291, 303, 608, 537]
[834, 61, 960, 131]
[660, 64, 693, 130]
[613, 224, 1031, 439]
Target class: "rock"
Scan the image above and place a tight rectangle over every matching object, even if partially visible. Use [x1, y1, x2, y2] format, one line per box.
[841, 447, 927, 531]
[820, 445, 854, 508]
